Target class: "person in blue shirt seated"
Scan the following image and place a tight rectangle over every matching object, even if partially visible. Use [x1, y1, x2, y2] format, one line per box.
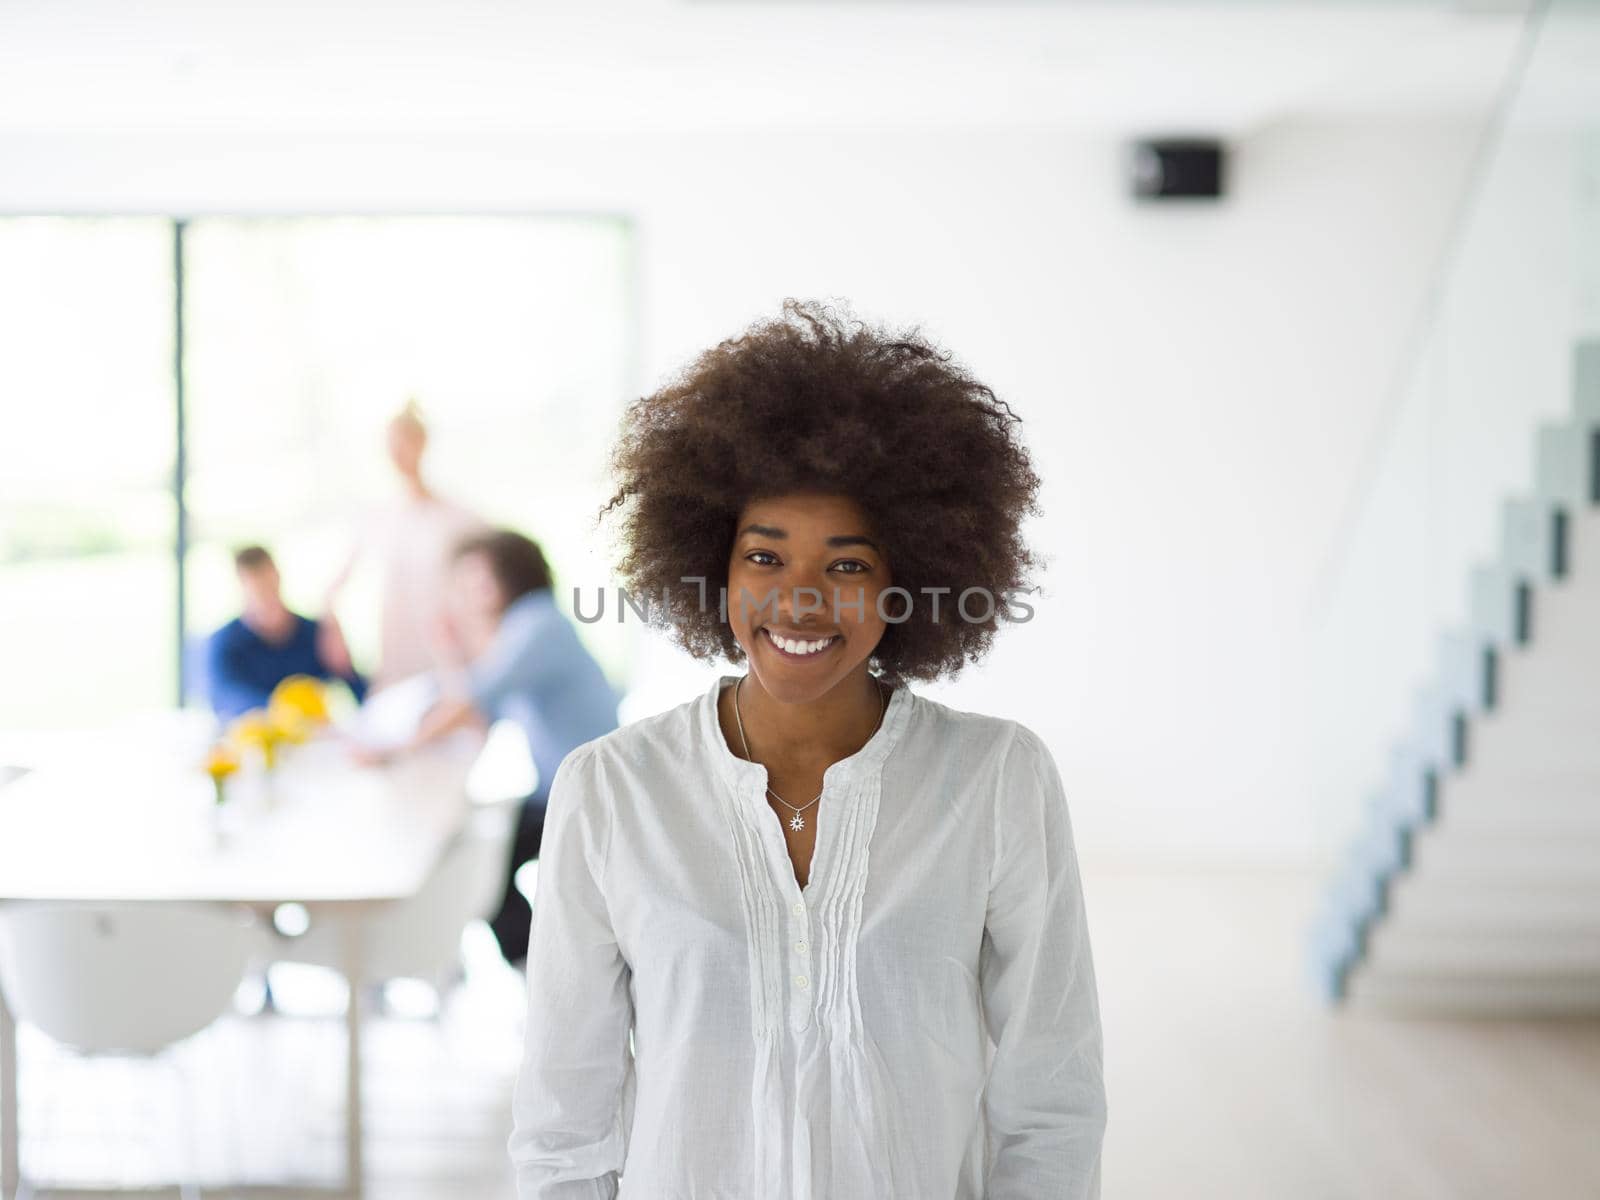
[369, 528, 619, 966]
[206, 544, 368, 720]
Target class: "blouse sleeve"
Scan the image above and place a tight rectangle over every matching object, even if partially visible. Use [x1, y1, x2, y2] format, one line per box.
[979, 725, 1107, 1199]
[508, 745, 636, 1199]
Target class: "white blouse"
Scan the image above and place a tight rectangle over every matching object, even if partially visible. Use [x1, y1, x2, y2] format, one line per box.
[508, 676, 1106, 1199]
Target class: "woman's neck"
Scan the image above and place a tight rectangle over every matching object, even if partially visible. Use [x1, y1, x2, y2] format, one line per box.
[728, 668, 884, 767]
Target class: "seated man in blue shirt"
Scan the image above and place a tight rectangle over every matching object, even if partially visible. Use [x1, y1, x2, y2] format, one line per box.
[373, 528, 619, 965]
[206, 544, 368, 720]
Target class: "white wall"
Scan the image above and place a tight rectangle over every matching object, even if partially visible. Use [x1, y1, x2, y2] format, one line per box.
[0, 118, 1484, 861]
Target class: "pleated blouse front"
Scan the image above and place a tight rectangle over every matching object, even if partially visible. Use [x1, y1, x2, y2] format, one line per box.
[509, 676, 1106, 1199]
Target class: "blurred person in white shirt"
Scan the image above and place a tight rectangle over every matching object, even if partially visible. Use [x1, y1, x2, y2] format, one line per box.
[325, 399, 487, 692]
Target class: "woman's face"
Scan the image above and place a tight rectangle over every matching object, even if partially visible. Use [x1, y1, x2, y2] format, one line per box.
[726, 492, 890, 705]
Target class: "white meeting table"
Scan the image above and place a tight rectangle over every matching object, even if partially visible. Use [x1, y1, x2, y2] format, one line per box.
[0, 716, 479, 1200]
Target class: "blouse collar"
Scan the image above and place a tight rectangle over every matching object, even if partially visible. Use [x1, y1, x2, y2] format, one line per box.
[699, 673, 912, 794]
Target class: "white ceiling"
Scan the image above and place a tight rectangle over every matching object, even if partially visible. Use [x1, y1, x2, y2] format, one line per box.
[0, 1, 1539, 138]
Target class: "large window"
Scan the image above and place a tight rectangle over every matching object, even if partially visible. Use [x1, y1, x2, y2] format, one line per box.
[0, 218, 178, 729]
[1, 215, 635, 732]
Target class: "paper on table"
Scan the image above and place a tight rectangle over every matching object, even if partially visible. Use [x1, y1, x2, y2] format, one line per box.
[340, 672, 441, 750]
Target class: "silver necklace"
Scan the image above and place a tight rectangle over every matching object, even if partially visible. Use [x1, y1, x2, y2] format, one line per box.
[732, 674, 888, 833]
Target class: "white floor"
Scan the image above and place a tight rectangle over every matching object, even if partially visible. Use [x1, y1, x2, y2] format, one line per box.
[1091, 866, 1600, 1200]
[9, 868, 1600, 1199]
[12, 922, 527, 1197]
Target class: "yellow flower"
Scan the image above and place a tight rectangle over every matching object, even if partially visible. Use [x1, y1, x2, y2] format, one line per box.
[268, 677, 330, 745]
[228, 710, 282, 770]
[269, 709, 312, 745]
[269, 676, 330, 725]
[203, 743, 240, 804]
[204, 743, 241, 781]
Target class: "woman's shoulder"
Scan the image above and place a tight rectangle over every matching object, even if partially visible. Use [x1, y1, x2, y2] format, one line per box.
[899, 687, 1054, 770]
[900, 693, 1070, 848]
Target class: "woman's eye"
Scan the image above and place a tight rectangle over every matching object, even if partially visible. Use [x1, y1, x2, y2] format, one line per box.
[831, 560, 870, 574]
[745, 550, 780, 566]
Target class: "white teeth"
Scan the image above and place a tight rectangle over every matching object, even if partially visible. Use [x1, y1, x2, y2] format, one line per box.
[768, 630, 834, 656]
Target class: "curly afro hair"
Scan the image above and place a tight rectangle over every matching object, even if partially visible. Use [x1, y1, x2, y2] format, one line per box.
[603, 299, 1041, 682]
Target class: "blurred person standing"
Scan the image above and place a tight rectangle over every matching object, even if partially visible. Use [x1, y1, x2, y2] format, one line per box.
[206, 545, 368, 720]
[365, 529, 619, 966]
[326, 399, 487, 692]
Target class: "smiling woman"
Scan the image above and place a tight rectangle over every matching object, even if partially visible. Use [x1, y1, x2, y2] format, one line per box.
[604, 298, 1041, 682]
[727, 493, 891, 701]
[509, 300, 1105, 1199]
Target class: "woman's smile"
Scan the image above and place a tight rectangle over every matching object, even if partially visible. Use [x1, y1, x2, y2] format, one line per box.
[760, 626, 842, 660]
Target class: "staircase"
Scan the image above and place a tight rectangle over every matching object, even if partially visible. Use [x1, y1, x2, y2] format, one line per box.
[1312, 341, 1600, 1015]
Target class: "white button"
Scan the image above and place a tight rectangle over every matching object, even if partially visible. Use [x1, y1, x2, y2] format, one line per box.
[792, 902, 805, 917]
[794, 940, 809, 956]
[794, 975, 809, 990]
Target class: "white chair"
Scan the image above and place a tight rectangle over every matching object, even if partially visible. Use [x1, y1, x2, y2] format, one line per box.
[0, 902, 258, 1195]
[279, 795, 520, 995]
[275, 719, 529, 996]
